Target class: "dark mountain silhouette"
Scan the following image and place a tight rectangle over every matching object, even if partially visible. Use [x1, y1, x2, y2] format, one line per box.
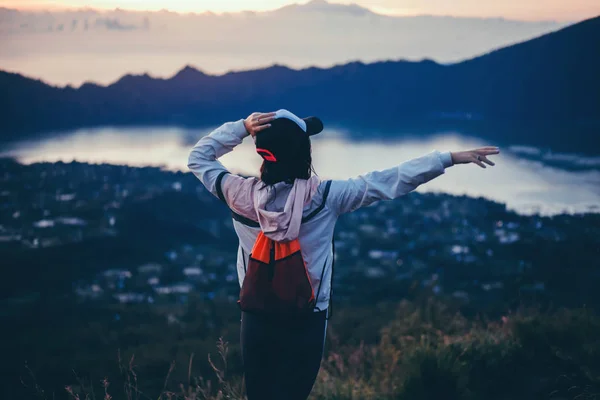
[0, 2, 570, 86]
[1, 16, 599, 150]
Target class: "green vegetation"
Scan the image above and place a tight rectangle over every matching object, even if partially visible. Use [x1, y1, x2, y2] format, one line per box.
[12, 298, 600, 400]
[315, 301, 600, 400]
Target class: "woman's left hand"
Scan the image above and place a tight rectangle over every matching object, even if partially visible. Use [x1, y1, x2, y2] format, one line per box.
[244, 112, 277, 137]
[451, 147, 500, 168]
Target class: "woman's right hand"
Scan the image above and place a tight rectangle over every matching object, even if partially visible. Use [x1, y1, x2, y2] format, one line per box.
[244, 112, 277, 137]
[451, 147, 500, 168]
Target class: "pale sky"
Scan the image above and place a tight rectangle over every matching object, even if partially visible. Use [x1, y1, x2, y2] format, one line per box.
[1, 0, 599, 21]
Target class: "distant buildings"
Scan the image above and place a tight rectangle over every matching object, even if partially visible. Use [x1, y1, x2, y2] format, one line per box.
[1, 159, 595, 311]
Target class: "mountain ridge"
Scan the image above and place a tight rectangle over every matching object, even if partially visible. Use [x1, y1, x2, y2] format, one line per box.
[1, 16, 598, 151]
[0, 2, 575, 86]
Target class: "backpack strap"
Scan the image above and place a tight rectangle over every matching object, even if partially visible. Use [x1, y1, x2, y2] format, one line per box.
[302, 180, 332, 223]
[215, 171, 228, 203]
[327, 238, 335, 320]
[311, 181, 334, 319]
[215, 171, 260, 228]
[314, 237, 336, 319]
[314, 257, 328, 310]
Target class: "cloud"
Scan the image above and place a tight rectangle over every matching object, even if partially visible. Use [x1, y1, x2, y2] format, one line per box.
[363, 0, 598, 21]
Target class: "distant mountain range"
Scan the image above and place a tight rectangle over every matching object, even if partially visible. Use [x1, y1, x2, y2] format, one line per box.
[0, 1, 570, 86]
[1, 16, 599, 151]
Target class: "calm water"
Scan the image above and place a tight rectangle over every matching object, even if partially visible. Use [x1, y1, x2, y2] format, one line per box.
[1, 125, 599, 216]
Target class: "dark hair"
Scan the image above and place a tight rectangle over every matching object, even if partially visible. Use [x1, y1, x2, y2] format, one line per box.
[260, 136, 313, 185]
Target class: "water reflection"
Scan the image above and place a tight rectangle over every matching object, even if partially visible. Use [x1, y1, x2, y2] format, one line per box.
[1, 125, 598, 216]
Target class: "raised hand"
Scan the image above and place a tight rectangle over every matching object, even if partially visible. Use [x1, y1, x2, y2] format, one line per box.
[244, 112, 277, 137]
[451, 147, 500, 169]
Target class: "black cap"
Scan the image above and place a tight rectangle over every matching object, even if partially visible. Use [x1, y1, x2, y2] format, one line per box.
[255, 110, 324, 163]
[303, 116, 324, 136]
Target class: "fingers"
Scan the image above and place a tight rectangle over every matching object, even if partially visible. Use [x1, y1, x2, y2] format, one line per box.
[246, 112, 275, 136]
[481, 156, 495, 166]
[468, 153, 486, 168]
[477, 147, 500, 155]
[254, 123, 272, 133]
[473, 158, 487, 168]
[251, 114, 276, 132]
[259, 115, 277, 124]
[470, 147, 499, 168]
[251, 117, 275, 128]
[253, 112, 276, 122]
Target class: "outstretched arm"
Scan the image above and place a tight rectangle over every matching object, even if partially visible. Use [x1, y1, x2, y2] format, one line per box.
[327, 147, 500, 215]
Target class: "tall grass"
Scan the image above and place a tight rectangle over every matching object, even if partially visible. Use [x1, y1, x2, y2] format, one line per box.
[24, 300, 600, 400]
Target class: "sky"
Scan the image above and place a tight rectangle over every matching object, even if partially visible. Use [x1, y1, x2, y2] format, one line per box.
[1, 0, 599, 21]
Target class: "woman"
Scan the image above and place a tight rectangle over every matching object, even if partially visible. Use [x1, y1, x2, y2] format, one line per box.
[187, 110, 499, 400]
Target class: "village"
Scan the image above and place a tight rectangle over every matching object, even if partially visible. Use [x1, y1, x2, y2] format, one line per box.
[2, 158, 595, 316]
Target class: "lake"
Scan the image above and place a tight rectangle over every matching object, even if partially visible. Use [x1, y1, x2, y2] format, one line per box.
[1, 125, 599, 216]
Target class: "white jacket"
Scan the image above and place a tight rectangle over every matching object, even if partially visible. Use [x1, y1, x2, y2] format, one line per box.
[188, 119, 454, 312]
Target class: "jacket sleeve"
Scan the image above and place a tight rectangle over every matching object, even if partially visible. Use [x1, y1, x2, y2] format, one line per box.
[187, 119, 248, 198]
[327, 151, 454, 215]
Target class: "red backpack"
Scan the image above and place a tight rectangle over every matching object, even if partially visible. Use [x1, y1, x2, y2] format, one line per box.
[239, 233, 316, 314]
[216, 173, 333, 316]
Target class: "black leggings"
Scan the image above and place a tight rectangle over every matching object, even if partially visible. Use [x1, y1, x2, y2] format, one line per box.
[240, 311, 327, 400]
